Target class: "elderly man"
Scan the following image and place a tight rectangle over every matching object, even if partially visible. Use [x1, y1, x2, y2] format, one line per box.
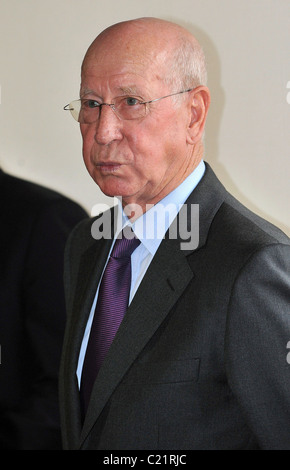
[60, 18, 290, 450]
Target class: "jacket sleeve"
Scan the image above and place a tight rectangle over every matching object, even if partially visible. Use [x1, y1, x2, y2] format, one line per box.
[225, 242, 290, 449]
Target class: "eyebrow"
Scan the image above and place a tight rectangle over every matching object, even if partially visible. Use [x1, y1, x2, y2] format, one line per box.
[80, 88, 99, 98]
[80, 86, 143, 99]
[118, 86, 141, 96]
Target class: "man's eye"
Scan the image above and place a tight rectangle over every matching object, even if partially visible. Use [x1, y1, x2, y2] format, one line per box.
[83, 99, 100, 109]
[125, 97, 141, 106]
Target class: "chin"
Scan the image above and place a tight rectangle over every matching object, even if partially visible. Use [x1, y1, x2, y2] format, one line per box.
[89, 170, 143, 205]
[95, 178, 130, 200]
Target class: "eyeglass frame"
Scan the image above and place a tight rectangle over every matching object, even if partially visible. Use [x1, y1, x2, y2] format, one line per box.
[63, 87, 196, 123]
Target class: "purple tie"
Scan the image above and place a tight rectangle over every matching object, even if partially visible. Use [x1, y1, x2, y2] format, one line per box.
[80, 227, 140, 417]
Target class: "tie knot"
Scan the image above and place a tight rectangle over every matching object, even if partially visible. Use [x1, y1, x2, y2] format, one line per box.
[111, 227, 140, 259]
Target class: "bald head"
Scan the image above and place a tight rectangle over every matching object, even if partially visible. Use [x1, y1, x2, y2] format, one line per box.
[82, 18, 207, 91]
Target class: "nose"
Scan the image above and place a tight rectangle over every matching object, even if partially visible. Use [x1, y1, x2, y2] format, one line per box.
[94, 104, 123, 145]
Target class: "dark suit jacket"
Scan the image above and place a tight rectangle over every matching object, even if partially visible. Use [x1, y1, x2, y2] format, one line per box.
[0, 169, 88, 449]
[59, 163, 290, 450]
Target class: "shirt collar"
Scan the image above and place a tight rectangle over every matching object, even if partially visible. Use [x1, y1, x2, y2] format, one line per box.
[117, 160, 205, 255]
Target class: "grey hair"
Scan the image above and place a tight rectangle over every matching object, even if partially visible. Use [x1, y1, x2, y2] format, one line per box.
[165, 36, 207, 94]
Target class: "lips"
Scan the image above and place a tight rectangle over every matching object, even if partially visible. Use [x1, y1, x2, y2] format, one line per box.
[96, 162, 123, 173]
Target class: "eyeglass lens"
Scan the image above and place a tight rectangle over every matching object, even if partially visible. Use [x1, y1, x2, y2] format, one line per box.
[70, 97, 147, 123]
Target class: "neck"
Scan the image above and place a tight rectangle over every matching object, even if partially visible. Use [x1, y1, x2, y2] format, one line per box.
[122, 143, 204, 221]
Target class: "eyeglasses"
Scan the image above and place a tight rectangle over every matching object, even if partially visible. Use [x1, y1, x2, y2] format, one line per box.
[64, 88, 195, 123]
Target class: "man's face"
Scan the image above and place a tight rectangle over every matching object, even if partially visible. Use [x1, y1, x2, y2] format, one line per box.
[80, 38, 191, 210]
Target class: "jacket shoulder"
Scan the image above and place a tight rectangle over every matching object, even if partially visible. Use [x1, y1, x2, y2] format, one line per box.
[219, 194, 289, 247]
[0, 171, 87, 218]
[67, 205, 116, 248]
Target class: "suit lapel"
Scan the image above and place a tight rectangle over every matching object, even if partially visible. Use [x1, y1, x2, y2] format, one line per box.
[66, 206, 119, 375]
[61, 230, 113, 447]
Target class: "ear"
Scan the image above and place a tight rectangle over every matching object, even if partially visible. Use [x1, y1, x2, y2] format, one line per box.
[186, 86, 211, 144]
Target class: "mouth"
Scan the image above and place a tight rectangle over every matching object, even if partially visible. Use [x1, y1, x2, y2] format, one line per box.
[96, 162, 123, 173]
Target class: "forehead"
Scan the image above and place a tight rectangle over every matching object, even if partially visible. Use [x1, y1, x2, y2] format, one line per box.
[81, 63, 166, 98]
[81, 32, 170, 95]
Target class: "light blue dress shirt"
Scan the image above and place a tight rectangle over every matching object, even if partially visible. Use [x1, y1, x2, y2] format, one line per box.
[76, 160, 205, 385]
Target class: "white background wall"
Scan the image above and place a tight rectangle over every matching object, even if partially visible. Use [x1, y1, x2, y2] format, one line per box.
[0, 0, 289, 235]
